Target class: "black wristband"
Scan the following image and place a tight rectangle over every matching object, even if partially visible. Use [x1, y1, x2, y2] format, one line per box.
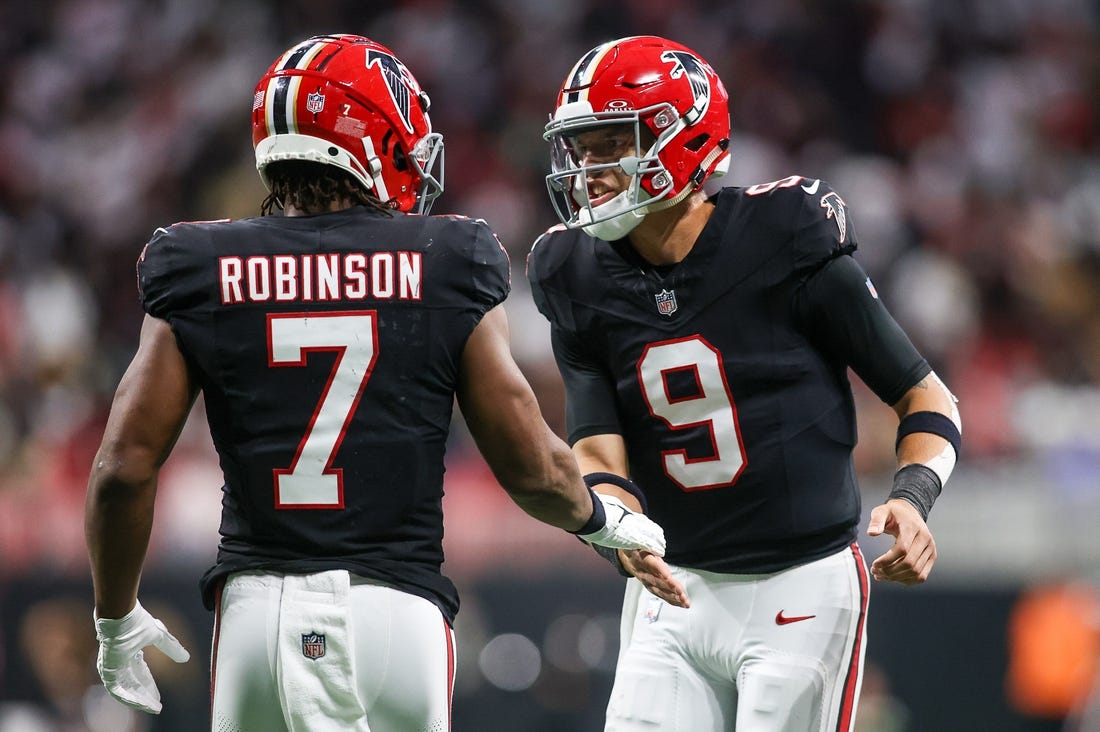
[569, 487, 607, 536]
[889, 464, 942, 521]
[583, 472, 648, 513]
[895, 411, 961, 458]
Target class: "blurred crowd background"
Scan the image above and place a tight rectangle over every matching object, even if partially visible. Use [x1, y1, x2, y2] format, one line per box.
[2, 0, 1100, 730]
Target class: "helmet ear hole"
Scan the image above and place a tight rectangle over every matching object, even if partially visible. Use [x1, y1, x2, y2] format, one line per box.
[684, 133, 708, 152]
[393, 145, 409, 173]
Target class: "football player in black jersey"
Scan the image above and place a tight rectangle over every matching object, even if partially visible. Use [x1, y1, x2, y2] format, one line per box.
[85, 35, 676, 730]
[527, 35, 962, 732]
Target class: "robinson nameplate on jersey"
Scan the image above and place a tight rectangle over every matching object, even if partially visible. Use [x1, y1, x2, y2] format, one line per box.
[301, 632, 326, 660]
[219, 251, 422, 304]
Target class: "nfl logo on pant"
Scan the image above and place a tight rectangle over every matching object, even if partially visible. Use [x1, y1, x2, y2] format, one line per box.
[301, 633, 326, 660]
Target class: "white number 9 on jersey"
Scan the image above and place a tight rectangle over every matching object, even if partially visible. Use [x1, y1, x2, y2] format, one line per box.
[636, 335, 746, 491]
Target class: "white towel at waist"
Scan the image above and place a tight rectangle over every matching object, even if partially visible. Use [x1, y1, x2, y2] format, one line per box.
[276, 570, 370, 731]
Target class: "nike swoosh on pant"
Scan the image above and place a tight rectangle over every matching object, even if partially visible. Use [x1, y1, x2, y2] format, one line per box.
[775, 611, 817, 625]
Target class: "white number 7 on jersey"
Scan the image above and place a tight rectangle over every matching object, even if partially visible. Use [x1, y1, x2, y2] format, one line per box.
[267, 311, 378, 508]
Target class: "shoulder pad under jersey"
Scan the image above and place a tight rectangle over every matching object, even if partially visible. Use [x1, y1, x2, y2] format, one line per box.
[741, 175, 858, 272]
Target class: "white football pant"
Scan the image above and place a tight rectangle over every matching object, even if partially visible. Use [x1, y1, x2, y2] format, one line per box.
[606, 543, 870, 732]
[210, 570, 454, 732]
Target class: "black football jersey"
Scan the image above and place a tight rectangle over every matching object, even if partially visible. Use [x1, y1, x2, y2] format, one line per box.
[138, 206, 509, 621]
[528, 178, 929, 574]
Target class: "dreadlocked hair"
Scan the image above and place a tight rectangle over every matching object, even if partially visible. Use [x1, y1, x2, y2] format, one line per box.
[260, 161, 394, 216]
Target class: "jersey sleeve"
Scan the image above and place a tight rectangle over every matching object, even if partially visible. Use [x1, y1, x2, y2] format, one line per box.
[136, 225, 195, 319]
[550, 326, 623, 444]
[794, 253, 930, 405]
[526, 227, 572, 329]
[526, 229, 619, 442]
[137, 227, 167, 317]
[787, 179, 858, 273]
[451, 217, 511, 313]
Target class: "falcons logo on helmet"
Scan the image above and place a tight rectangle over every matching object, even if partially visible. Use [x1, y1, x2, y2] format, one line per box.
[367, 50, 415, 133]
[661, 50, 710, 125]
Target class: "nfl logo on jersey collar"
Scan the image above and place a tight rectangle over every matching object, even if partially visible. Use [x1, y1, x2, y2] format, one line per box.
[301, 632, 326, 659]
[655, 288, 678, 316]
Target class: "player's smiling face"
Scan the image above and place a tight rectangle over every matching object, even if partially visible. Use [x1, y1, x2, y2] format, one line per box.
[568, 126, 637, 206]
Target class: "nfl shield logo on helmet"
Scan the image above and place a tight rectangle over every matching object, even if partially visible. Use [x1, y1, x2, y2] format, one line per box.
[306, 92, 326, 114]
[655, 289, 678, 316]
[301, 633, 326, 660]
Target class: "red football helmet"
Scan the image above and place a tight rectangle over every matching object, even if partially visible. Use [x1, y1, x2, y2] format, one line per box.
[544, 36, 730, 238]
[252, 34, 443, 213]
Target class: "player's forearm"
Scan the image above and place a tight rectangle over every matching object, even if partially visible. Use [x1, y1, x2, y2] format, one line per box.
[891, 372, 961, 467]
[887, 372, 962, 519]
[86, 457, 157, 618]
[498, 434, 592, 531]
[895, 430, 952, 470]
[462, 372, 594, 530]
[572, 435, 642, 510]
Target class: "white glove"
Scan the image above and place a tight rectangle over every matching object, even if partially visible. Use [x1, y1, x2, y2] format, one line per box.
[94, 600, 190, 714]
[577, 492, 666, 556]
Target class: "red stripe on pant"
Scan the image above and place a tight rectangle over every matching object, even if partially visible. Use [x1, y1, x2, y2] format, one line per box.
[444, 616, 456, 731]
[835, 542, 870, 731]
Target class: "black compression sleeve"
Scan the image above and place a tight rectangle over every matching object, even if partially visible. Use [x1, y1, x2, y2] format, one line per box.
[794, 255, 930, 405]
[550, 327, 623, 444]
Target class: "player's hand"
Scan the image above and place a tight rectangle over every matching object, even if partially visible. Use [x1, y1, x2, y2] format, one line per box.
[94, 600, 190, 714]
[620, 549, 691, 608]
[578, 493, 666, 556]
[867, 498, 937, 585]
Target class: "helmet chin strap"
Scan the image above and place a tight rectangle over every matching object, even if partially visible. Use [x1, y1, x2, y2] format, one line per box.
[361, 136, 389, 202]
[646, 143, 729, 213]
